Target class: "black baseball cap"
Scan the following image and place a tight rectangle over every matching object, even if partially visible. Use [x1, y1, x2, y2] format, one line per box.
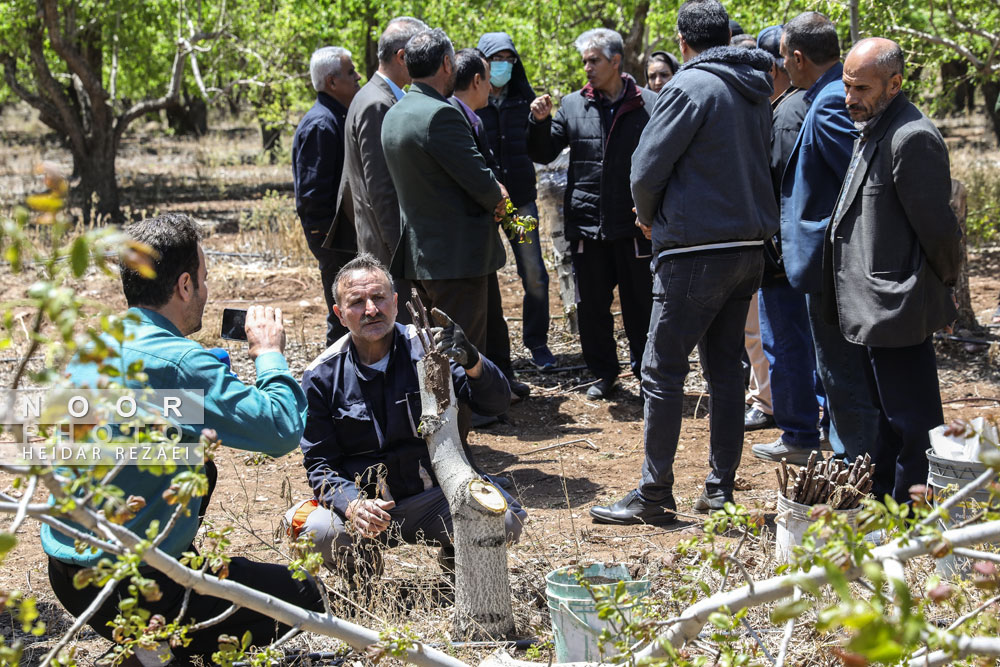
[757, 24, 784, 67]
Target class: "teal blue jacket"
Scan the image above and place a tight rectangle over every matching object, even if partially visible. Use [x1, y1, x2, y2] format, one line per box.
[41, 308, 307, 566]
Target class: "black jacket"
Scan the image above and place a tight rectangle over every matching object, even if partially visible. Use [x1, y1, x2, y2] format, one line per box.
[528, 74, 655, 244]
[292, 92, 354, 249]
[476, 32, 537, 208]
[763, 86, 809, 285]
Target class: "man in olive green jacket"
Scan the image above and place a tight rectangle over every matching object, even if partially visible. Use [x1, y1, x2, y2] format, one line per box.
[382, 28, 507, 351]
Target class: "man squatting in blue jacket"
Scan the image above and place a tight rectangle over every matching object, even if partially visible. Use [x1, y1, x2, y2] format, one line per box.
[286, 253, 526, 582]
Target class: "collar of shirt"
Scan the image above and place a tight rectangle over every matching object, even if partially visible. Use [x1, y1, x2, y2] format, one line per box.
[376, 71, 406, 101]
[452, 95, 482, 135]
[804, 61, 844, 105]
[316, 91, 348, 122]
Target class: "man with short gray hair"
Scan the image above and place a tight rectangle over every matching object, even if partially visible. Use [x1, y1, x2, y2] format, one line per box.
[335, 17, 427, 323]
[293, 45, 361, 346]
[528, 27, 656, 400]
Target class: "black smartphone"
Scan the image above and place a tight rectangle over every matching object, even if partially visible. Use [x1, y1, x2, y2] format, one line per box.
[220, 308, 247, 341]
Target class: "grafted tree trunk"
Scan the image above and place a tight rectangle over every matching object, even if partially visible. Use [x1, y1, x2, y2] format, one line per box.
[411, 307, 515, 640]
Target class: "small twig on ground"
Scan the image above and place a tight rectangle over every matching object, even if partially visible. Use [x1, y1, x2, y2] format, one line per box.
[523, 438, 598, 455]
[942, 396, 1000, 405]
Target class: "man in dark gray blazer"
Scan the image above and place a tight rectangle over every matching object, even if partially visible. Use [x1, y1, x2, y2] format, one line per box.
[824, 38, 962, 503]
[331, 17, 426, 321]
[381, 28, 506, 353]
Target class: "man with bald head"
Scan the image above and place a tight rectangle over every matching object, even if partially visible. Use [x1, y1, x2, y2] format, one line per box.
[823, 38, 962, 502]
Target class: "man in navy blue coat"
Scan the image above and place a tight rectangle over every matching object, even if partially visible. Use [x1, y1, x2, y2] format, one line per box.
[292, 46, 361, 346]
[752, 13, 880, 465]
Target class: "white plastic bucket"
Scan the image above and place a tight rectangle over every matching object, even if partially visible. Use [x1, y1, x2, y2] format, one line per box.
[545, 564, 649, 662]
[927, 449, 999, 577]
[775, 493, 862, 562]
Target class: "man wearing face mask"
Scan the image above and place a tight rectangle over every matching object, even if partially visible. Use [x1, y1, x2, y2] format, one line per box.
[476, 32, 557, 371]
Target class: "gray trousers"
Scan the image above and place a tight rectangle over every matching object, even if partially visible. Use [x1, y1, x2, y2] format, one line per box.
[287, 486, 526, 573]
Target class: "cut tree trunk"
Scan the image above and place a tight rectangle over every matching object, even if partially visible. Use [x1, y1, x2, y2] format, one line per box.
[411, 301, 515, 641]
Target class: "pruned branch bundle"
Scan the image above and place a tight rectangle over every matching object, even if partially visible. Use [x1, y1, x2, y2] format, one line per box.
[777, 453, 874, 509]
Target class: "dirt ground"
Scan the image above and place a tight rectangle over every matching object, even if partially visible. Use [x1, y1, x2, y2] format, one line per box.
[1, 108, 999, 665]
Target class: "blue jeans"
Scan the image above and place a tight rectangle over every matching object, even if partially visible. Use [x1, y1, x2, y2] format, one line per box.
[507, 203, 551, 351]
[758, 284, 822, 449]
[805, 293, 881, 460]
[639, 248, 763, 502]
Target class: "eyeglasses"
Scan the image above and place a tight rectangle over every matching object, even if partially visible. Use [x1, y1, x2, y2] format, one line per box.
[489, 55, 518, 64]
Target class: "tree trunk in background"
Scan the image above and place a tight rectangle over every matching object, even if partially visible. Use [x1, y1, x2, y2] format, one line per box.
[620, 0, 650, 80]
[849, 0, 860, 44]
[259, 119, 282, 164]
[950, 179, 979, 332]
[166, 90, 208, 136]
[412, 317, 514, 641]
[69, 115, 122, 223]
[981, 79, 1000, 144]
[940, 60, 975, 114]
[363, 0, 379, 80]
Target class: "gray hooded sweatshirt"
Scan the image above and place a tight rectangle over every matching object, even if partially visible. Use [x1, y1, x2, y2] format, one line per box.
[631, 46, 779, 255]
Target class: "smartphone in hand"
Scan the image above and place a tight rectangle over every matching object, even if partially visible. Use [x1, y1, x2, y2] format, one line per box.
[220, 308, 247, 341]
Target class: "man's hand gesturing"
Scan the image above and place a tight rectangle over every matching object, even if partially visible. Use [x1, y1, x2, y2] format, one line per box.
[346, 498, 396, 538]
[530, 94, 553, 121]
[245, 305, 286, 360]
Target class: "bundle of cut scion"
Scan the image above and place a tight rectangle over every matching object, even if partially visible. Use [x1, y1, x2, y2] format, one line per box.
[775, 451, 875, 509]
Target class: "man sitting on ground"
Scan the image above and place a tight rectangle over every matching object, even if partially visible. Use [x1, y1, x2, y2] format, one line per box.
[287, 254, 526, 580]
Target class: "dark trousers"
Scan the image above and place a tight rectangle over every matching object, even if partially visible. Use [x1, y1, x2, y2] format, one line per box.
[863, 336, 943, 503]
[508, 203, 551, 351]
[412, 275, 489, 351]
[307, 232, 352, 347]
[570, 238, 653, 381]
[758, 283, 822, 448]
[639, 248, 763, 502]
[485, 271, 515, 379]
[805, 294, 881, 459]
[47, 462, 324, 662]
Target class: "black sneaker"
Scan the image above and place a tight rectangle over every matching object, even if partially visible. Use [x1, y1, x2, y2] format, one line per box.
[586, 377, 617, 399]
[589, 490, 677, 525]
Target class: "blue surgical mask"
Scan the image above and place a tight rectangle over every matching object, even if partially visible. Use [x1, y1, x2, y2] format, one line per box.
[490, 61, 513, 87]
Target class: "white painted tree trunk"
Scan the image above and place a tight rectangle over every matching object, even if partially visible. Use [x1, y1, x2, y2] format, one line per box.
[416, 349, 515, 640]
